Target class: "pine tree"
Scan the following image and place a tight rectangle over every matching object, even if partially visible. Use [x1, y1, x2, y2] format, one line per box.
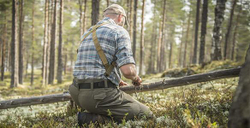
[57, 0, 63, 84]
[10, 0, 19, 88]
[199, 0, 208, 64]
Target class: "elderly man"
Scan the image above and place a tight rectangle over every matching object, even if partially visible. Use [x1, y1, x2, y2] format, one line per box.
[69, 4, 153, 126]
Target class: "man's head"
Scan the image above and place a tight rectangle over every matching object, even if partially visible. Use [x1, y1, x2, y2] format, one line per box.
[103, 4, 127, 27]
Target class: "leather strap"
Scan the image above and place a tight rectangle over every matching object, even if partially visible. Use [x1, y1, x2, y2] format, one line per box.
[77, 22, 116, 77]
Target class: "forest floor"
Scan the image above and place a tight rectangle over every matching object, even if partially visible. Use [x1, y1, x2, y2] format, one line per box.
[0, 60, 241, 128]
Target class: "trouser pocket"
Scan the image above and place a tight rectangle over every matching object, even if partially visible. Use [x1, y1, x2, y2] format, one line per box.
[93, 89, 107, 108]
[69, 83, 81, 107]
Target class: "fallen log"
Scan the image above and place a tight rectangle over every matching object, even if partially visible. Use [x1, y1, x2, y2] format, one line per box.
[0, 67, 241, 109]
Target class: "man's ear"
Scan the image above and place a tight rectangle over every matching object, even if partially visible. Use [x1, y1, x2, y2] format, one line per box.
[118, 15, 122, 22]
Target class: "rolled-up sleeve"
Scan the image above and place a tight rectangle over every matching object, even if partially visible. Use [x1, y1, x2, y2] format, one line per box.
[115, 29, 135, 68]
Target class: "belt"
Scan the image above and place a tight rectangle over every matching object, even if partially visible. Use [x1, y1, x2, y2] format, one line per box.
[76, 80, 116, 89]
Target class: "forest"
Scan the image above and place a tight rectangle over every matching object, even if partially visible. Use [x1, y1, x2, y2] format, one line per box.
[0, 0, 250, 127]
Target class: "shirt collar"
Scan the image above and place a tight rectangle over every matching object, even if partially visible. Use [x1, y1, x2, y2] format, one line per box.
[98, 17, 116, 25]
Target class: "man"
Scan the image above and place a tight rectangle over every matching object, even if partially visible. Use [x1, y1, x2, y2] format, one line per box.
[69, 4, 153, 126]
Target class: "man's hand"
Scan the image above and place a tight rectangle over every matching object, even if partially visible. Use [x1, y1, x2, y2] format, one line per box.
[132, 76, 142, 86]
[119, 80, 128, 87]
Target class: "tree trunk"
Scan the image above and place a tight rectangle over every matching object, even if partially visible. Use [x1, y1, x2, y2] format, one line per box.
[64, 48, 67, 74]
[231, 3, 242, 61]
[211, 0, 227, 60]
[139, 0, 145, 75]
[126, 0, 130, 26]
[224, 0, 237, 60]
[148, 0, 156, 73]
[107, 0, 109, 7]
[49, 0, 57, 84]
[157, 0, 166, 72]
[57, 0, 63, 84]
[129, 0, 133, 37]
[192, 0, 201, 64]
[199, 0, 208, 64]
[178, 23, 185, 67]
[18, 0, 24, 84]
[1, 13, 7, 81]
[79, 0, 83, 36]
[46, 0, 52, 85]
[83, 0, 87, 33]
[157, 21, 162, 72]
[228, 44, 250, 128]
[169, 25, 174, 69]
[161, 0, 166, 71]
[42, 0, 49, 86]
[91, 0, 99, 25]
[183, 13, 191, 67]
[31, 1, 35, 86]
[10, 0, 19, 88]
[132, 0, 137, 60]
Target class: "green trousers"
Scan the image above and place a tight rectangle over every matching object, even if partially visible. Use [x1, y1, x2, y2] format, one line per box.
[69, 80, 153, 122]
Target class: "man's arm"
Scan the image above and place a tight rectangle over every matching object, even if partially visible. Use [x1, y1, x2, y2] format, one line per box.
[120, 64, 142, 86]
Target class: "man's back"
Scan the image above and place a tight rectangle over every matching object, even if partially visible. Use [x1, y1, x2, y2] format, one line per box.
[73, 17, 134, 86]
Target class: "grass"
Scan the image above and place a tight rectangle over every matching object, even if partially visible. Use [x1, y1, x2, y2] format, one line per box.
[0, 61, 241, 127]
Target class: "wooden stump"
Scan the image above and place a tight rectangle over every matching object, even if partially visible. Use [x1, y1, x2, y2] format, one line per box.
[228, 44, 250, 128]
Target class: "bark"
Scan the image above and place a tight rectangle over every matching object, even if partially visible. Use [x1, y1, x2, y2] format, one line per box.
[139, 0, 145, 75]
[228, 44, 250, 128]
[192, 0, 201, 64]
[126, 0, 130, 26]
[79, 0, 83, 36]
[91, 0, 99, 25]
[224, 0, 237, 60]
[178, 23, 185, 67]
[1, 13, 7, 81]
[199, 0, 208, 64]
[57, 0, 63, 84]
[46, 0, 52, 85]
[129, 0, 133, 37]
[83, 0, 87, 33]
[42, 0, 49, 86]
[49, 0, 57, 84]
[189, 27, 195, 66]
[161, 1, 167, 71]
[168, 26, 174, 69]
[211, 0, 227, 60]
[157, 21, 162, 72]
[157, 0, 166, 72]
[64, 48, 67, 74]
[132, 0, 137, 60]
[148, 1, 156, 73]
[0, 67, 241, 109]
[10, 0, 19, 88]
[184, 13, 191, 67]
[31, 1, 35, 85]
[231, 3, 242, 61]
[0, 93, 72, 109]
[107, 0, 109, 7]
[18, 0, 24, 84]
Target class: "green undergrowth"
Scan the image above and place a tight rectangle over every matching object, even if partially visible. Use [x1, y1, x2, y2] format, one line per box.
[0, 78, 238, 127]
[158, 60, 241, 79]
[0, 71, 73, 100]
[0, 61, 240, 127]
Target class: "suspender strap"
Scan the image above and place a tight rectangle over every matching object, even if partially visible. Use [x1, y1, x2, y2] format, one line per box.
[80, 22, 108, 42]
[78, 22, 116, 77]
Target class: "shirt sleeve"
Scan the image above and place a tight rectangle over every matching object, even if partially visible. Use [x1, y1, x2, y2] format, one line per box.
[115, 28, 135, 68]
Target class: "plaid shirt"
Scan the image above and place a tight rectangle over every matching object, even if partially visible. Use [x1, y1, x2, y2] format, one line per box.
[73, 17, 135, 85]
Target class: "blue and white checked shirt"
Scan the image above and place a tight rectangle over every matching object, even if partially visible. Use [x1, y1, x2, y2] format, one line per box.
[73, 17, 135, 85]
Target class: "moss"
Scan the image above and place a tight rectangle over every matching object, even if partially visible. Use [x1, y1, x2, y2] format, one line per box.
[161, 68, 197, 78]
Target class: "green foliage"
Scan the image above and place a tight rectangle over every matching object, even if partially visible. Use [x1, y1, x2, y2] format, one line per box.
[161, 68, 196, 77]
[0, 69, 238, 127]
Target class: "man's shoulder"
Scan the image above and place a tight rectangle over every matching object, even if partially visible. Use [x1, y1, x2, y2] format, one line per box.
[101, 24, 129, 37]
